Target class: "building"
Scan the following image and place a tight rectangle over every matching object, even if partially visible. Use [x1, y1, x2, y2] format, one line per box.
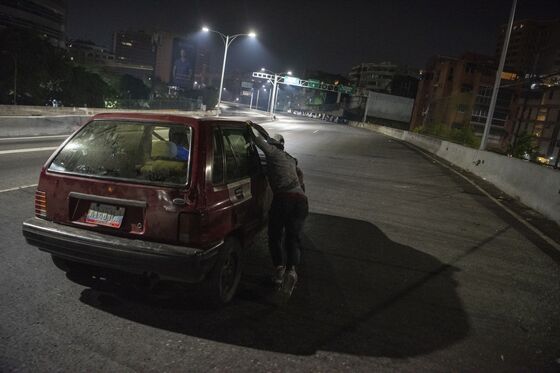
[0, 0, 66, 47]
[113, 30, 155, 66]
[510, 82, 560, 167]
[410, 53, 517, 147]
[193, 47, 210, 87]
[67, 39, 115, 66]
[349, 61, 418, 97]
[496, 19, 560, 76]
[110, 30, 155, 81]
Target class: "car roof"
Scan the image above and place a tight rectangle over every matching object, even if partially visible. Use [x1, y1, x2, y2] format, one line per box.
[91, 112, 248, 128]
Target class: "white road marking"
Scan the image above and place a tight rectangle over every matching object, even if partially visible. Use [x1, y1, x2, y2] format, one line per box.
[0, 135, 68, 141]
[313, 130, 319, 134]
[0, 147, 57, 155]
[0, 184, 38, 193]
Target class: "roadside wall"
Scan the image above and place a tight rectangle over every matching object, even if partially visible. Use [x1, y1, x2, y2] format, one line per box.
[0, 106, 268, 138]
[0, 115, 91, 137]
[350, 121, 560, 224]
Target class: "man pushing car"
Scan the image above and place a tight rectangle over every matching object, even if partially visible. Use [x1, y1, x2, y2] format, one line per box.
[249, 121, 308, 297]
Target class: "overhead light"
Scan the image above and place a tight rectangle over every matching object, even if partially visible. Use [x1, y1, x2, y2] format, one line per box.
[261, 67, 265, 71]
[248, 32, 257, 38]
[202, 26, 209, 32]
[287, 71, 292, 75]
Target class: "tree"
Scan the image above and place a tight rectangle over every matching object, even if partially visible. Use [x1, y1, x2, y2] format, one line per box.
[60, 66, 113, 107]
[0, 27, 113, 107]
[507, 132, 539, 160]
[0, 27, 69, 105]
[119, 74, 150, 100]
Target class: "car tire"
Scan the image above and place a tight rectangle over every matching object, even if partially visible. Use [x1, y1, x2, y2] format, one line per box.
[51, 255, 71, 272]
[51, 255, 100, 287]
[204, 238, 242, 306]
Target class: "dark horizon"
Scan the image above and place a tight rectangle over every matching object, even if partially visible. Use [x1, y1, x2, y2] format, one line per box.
[66, 0, 560, 75]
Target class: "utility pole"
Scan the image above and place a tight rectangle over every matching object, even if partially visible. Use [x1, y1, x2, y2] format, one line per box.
[480, 0, 517, 150]
[362, 91, 371, 123]
[249, 89, 254, 109]
[256, 89, 261, 110]
[216, 35, 229, 111]
[270, 74, 278, 114]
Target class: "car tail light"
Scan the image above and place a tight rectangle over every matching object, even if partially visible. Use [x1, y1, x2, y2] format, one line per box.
[35, 190, 47, 218]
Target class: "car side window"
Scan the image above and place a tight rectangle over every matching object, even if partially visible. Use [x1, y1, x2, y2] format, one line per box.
[222, 128, 252, 182]
[212, 129, 224, 185]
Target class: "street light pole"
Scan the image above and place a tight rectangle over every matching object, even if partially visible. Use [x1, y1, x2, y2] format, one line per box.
[260, 68, 292, 115]
[270, 74, 278, 114]
[202, 27, 256, 113]
[216, 34, 229, 110]
[479, 0, 517, 150]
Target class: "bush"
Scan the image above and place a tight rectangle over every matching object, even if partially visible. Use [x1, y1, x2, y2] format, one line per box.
[507, 132, 539, 159]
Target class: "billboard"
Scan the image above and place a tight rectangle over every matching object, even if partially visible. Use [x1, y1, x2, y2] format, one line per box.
[171, 38, 196, 89]
[365, 91, 414, 123]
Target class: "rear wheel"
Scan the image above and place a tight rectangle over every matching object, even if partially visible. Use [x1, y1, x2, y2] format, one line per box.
[51, 255, 100, 287]
[204, 238, 242, 306]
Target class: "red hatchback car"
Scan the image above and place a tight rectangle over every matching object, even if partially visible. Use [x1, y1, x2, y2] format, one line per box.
[22, 113, 272, 304]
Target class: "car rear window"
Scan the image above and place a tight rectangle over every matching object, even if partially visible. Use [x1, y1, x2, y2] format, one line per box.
[48, 120, 192, 186]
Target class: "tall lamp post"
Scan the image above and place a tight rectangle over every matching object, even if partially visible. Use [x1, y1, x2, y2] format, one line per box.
[479, 0, 517, 150]
[1, 51, 17, 105]
[260, 68, 292, 115]
[202, 27, 256, 112]
[253, 85, 266, 110]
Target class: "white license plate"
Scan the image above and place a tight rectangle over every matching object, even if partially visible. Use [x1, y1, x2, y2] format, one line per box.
[85, 203, 125, 228]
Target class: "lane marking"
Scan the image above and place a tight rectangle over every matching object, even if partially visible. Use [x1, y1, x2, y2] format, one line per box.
[0, 147, 57, 155]
[313, 130, 319, 134]
[0, 135, 68, 141]
[0, 184, 38, 193]
[408, 144, 560, 252]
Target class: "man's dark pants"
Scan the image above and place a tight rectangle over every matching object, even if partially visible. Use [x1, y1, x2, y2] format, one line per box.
[268, 194, 309, 269]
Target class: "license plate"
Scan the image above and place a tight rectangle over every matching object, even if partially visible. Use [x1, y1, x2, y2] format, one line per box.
[85, 203, 125, 228]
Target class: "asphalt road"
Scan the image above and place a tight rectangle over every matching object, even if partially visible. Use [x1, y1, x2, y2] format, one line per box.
[1, 112, 559, 372]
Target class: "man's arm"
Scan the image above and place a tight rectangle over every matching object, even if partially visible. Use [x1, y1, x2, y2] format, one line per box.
[248, 122, 278, 156]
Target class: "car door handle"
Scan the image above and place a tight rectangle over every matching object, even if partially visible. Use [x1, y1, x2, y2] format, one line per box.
[172, 198, 187, 206]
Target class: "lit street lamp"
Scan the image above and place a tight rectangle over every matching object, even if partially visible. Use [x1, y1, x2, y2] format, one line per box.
[260, 68, 292, 115]
[202, 26, 256, 112]
[1, 51, 17, 105]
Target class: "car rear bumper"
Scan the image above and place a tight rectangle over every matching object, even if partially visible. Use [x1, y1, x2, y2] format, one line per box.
[22, 217, 221, 283]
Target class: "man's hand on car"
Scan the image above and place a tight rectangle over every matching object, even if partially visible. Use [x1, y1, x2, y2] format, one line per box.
[248, 121, 269, 140]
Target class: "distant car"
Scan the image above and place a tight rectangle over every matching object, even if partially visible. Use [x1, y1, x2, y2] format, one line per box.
[22, 113, 272, 304]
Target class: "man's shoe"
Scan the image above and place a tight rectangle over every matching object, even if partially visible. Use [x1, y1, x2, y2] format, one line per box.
[272, 266, 286, 286]
[281, 268, 298, 297]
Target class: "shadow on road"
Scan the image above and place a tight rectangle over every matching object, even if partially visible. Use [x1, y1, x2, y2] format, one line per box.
[78, 213, 469, 357]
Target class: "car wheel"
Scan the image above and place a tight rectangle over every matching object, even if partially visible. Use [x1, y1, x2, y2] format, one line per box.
[51, 255, 100, 287]
[51, 255, 71, 272]
[204, 238, 242, 305]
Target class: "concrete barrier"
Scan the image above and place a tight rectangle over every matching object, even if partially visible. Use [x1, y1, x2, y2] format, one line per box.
[0, 115, 91, 137]
[0, 108, 270, 138]
[350, 121, 560, 224]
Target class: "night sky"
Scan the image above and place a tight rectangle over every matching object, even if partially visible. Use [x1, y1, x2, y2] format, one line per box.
[67, 0, 560, 75]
